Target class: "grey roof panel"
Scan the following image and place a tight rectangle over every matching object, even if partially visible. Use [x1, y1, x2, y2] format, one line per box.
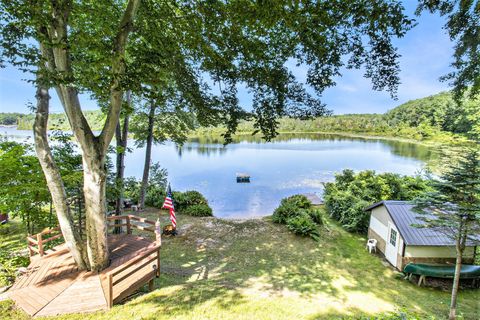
[367, 200, 478, 246]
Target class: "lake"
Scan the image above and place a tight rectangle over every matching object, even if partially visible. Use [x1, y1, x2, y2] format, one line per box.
[1, 127, 435, 219]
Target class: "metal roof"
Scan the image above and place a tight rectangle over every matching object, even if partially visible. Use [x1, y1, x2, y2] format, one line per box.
[366, 200, 477, 246]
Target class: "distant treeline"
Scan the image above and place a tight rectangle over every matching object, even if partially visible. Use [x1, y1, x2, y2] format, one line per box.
[198, 91, 480, 143]
[1, 111, 106, 131]
[2, 91, 479, 143]
[0, 113, 26, 126]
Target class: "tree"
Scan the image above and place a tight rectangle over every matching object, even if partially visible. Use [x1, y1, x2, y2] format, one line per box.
[417, 1, 480, 101]
[114, 92, 132, 217]
[130, 89, 195, 209]
[0, 140, 52, 234]
[413, 149, 480, 320]
[1, 0, 414, 271]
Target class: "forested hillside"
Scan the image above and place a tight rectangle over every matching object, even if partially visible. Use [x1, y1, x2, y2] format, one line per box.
[2, 91, 479, 142]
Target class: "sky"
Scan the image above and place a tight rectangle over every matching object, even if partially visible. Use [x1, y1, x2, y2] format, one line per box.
[0, 3, 453, 115]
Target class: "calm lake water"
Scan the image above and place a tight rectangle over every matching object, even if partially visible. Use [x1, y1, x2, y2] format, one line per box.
[1, 127, 435, 218]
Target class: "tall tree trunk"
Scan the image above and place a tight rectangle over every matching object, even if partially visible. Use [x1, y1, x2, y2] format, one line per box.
[33, 85, 89, 270]
[139, 103, 157, 209]
[82, 149, 109, 271]
[115, 92, 131, 216]
[449, 230, 466, 320]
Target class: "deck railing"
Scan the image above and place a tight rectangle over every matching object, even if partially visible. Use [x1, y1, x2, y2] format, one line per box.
[27, 227, 63, 257]
[27, 214, 161, 258]
[106, 214, 157, 234]
[104, 243, 161, 308]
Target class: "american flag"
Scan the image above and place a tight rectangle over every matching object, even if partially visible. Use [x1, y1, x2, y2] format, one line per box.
[162, 184, 176, 229]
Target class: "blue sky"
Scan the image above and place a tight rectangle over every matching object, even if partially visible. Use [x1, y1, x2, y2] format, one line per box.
[0, 3, 453, 115]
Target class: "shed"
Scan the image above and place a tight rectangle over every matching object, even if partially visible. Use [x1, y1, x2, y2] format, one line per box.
[365, 200, 478, 271]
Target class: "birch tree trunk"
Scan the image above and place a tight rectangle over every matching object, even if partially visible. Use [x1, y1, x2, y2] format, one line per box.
[139, 102, 157, 209]
[82, 147, 109, 271]
[33, 84, 89, 270]
[449, 229, 467, 320]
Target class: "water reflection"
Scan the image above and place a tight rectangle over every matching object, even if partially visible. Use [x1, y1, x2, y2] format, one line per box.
[1, 128, 437, 218]
[125, 133, 436, 218]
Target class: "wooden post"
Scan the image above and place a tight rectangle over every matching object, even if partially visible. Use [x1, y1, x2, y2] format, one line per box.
[108, 274, 113, 308]
[148, 278, 154, 291]
[126, 216, 131, 234]
[156, 249, 160, 277]
[37, 233, 44, 257]
[155, 219, 161, 278]
[155, 219, 161, 245]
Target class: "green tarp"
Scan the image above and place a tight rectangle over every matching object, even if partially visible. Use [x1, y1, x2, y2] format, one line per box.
[403, 263, 480, 279]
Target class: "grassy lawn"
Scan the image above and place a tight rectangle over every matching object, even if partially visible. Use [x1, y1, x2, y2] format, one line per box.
[0, 209, 479, 319]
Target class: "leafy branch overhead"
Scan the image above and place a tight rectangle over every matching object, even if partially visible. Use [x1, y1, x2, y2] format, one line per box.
[0, 0, 414, 140]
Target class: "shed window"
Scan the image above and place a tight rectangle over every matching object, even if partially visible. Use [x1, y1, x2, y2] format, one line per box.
[389, 229, 397, 246]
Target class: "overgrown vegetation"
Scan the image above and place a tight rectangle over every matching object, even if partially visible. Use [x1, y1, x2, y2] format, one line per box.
[0, 140, 53, 234]
[323, 170, 432, 233]
[0, 220, 29, 287]
[272, 195, 325, 240]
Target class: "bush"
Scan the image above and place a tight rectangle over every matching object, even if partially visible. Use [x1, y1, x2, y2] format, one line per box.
[273, 194, 325, 240]
[124, 177, 141, 203]
[308, 208, 325, 226]
[280, 194, 312, 209]
[272, 201, 303, 224]
[174, 190, 208, 211]
[286, 213, 320, 240]
[145, 185, 166, 208]
[182, 204, 213, 217]
[0, 250, 29, 286]
[324, 169, 431, 233]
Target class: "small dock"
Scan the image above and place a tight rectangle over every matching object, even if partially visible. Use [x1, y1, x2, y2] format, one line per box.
[7, 215, 160, 317]
[236, 173, 250, 183]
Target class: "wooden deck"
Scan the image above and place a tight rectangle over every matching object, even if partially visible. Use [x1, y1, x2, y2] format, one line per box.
[8, 229, 160, 317]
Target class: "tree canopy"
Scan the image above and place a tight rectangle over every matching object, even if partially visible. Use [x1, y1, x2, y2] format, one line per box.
[417, 1, 480, 100]
[1, 0, 414, 140]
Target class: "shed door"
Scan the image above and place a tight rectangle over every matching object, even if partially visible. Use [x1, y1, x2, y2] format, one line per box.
[385, 222, 399, 267]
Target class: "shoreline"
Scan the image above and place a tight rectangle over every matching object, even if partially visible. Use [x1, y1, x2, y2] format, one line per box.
[5, 126, 471, 149]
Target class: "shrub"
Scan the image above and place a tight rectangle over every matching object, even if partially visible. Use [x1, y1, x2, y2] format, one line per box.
[307, 208, 325, 226]
[280, 194, 312, 209]
[273, 194, 324, 240]
[286, 213, 320, 241]
[324, 169, 431, 233]
[145, 185, 166, 208]
[0, 250, 29, 286]
[182, 204, 213, 217]
[124, 177, 141, 203]
[272, 201, 303, 224]
[173, 190, 208, 210]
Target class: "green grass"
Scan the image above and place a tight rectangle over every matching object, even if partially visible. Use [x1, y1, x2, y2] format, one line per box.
[1, 209, 479, 319]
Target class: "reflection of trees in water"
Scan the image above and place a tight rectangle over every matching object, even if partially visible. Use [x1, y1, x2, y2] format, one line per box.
[175, 143, 228, 157]
[380, 140, 437, 162]
[177, 133, 437, 163]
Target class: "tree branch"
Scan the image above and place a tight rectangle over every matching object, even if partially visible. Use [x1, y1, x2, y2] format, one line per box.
[99, 0, 141, 152]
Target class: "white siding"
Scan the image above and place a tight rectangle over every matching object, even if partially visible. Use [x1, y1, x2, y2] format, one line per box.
[405, 246, 476, 258]
[370, 215, 388, 240]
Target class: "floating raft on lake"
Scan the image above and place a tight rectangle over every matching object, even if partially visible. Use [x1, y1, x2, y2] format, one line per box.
[236, 173, 250, 183]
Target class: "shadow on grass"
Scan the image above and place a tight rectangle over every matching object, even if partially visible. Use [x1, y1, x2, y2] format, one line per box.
[121, 211, 480, 319]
